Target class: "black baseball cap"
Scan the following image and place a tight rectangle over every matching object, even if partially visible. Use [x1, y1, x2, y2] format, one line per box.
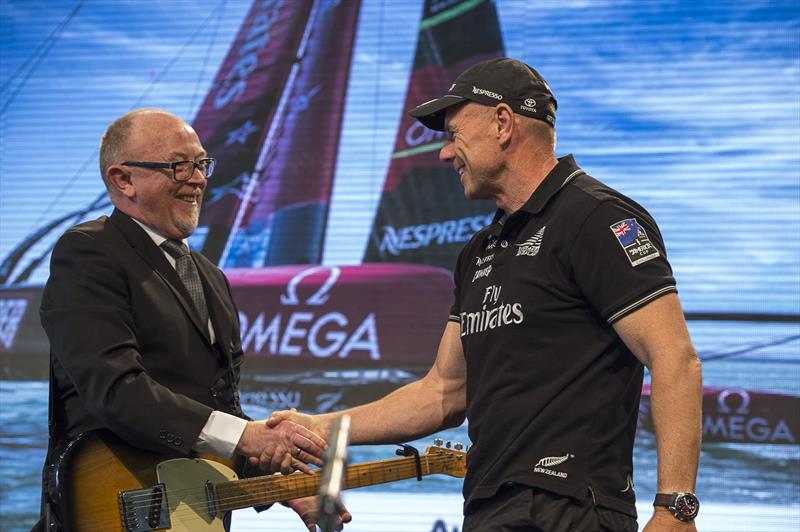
[409, 57, 557, 131]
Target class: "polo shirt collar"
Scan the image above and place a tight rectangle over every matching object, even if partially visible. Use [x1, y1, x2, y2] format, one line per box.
[491, 154, 584, 223]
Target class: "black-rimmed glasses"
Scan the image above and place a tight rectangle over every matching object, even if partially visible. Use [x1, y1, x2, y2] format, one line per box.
[121, 158, 216, 182]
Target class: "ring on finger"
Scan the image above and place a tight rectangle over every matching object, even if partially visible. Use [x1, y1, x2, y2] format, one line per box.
[294, 447, 302, 457]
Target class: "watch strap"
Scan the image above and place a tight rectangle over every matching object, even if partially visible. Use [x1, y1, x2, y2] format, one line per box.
[653, 493, 674, 507]
[653, 492, 699, 522]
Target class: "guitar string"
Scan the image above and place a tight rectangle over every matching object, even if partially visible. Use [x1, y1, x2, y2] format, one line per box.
[116, 455, 433, 505]
[168, 458, 451, 521]
[113, 455, 461, 523]
[120, 457, 450, 527]
[118, 456, 448, 510]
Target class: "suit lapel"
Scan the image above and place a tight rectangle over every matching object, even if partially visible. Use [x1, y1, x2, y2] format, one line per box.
[109, 209, 212, 345]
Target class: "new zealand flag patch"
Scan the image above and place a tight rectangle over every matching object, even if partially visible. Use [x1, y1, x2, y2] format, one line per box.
[610, 218, 660, 266]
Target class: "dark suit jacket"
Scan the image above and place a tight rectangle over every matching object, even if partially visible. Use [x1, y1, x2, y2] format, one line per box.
[40, 208, 245, 455]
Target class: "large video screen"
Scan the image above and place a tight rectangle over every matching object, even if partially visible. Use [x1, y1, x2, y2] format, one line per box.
[1, 1, 798, 530]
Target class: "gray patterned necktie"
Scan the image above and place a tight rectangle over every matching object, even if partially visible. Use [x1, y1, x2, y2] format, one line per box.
[161, 239, 209, 326]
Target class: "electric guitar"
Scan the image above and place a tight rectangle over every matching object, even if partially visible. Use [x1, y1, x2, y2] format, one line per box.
[49, 430, 467, 531]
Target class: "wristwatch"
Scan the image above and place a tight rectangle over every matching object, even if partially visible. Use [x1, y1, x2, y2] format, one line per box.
[653, 492, 700, 522]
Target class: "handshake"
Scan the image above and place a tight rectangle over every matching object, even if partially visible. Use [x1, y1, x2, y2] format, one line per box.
[234, 409, 351, 531]
[235, 409, 327, 475]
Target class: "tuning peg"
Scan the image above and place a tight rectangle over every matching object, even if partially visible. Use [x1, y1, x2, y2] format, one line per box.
[446, 441, 452, 448]
[434, 438, 443, 446]
[454, 442, 463, 451]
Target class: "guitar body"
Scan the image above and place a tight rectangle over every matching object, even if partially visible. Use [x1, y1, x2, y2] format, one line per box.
[155, 457, 237, 531]
[49, 430, 466, 531]
[58, 431, 238, 531]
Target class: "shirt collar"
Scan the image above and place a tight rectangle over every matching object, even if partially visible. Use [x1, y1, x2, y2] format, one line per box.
[131, 218, 189, 248]
[491, 154, 584, 223]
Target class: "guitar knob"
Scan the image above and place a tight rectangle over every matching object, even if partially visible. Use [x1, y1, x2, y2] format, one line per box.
[454, 442, 463, 451]
[446, 441, 452, 448]
[434, 438, 443, 446]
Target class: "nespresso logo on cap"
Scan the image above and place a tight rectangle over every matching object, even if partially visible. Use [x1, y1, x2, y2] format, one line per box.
[472, 86, 502, 100]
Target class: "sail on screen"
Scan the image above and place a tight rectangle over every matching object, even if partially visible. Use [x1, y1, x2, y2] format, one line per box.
[193, 0, 362, 268]
[362, 0, 500, 269]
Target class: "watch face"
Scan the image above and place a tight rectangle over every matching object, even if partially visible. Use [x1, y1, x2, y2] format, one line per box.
[675, 493, 700, 520]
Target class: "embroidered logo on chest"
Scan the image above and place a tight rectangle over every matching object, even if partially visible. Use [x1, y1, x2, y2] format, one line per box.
[515, 226, 546, 257]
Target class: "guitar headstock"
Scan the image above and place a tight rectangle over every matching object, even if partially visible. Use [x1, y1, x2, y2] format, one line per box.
[423, 439, 467, 478]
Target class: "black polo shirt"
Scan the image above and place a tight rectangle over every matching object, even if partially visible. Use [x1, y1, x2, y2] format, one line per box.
[451, 155, 676, 517]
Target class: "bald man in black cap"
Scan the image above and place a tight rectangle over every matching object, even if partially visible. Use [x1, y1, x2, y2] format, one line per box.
[271, 58, 702, 531]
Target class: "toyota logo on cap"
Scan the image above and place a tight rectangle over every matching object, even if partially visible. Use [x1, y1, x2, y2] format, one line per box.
[524, 98, 536, 107]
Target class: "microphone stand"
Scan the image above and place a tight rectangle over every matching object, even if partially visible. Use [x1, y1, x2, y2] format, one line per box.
[318, 415, 350, 532]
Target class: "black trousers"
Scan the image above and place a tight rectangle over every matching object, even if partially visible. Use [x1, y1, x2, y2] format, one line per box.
[462, 484, 638, 532]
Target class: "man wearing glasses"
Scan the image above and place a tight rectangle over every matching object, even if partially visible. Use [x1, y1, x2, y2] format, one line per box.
[38, 109, 347, 530]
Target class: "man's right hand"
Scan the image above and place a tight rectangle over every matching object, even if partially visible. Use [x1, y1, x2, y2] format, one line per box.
[266, 408, 330, 441]
[235, 419, 326, 475]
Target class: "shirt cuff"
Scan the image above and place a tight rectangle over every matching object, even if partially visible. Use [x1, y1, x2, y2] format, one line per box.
[194, 410, 248, 458]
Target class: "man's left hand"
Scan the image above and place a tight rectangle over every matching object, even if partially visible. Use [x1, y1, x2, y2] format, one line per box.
[284, 496, 352, 531]
[643, 508, 697, 531]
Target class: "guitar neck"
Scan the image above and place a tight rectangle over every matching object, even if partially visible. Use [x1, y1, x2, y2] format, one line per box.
[215, 454, 431, 512]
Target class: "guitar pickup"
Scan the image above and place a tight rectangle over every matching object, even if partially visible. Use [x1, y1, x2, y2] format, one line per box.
[119, 484, 171, 532]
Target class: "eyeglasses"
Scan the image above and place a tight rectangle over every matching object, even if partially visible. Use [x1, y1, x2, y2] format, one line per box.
[121, 158, 216, 182]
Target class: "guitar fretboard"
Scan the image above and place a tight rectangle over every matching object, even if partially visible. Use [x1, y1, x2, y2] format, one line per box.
[215, 453, 450, 511]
